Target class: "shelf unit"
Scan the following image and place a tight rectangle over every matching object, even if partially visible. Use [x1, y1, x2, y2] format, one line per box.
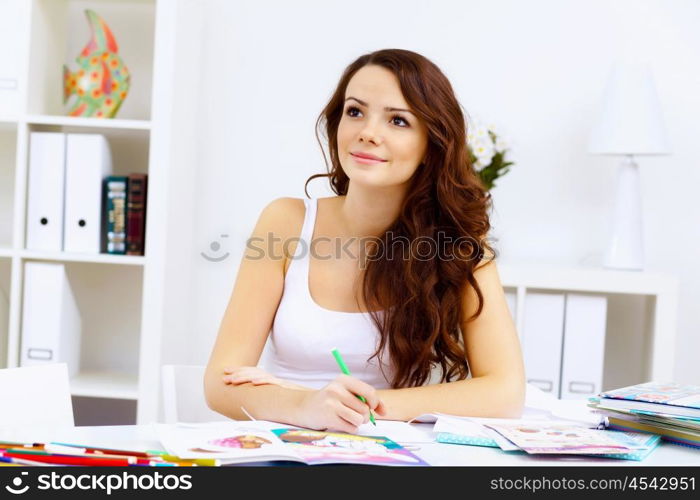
[0, 0, 194, 424]
[498, 263, 679, 390]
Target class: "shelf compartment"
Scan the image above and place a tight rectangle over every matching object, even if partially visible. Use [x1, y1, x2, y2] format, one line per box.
[27, 122, 150, 178]
[27, 0, 156, 120]
[0, 259, 10, 368]
[0, 126, 17, 248]
[16, 261, 145, 394]
[0, 0, 26, 119]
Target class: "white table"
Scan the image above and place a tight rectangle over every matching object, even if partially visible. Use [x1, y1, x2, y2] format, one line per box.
[6, 423, 697, 466]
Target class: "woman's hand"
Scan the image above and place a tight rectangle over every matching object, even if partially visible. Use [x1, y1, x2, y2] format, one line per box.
[222, 366, 312, 391]
[294, 375, 387, 434]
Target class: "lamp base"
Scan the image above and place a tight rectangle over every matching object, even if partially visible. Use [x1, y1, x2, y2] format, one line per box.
[603, 156, 644, 271]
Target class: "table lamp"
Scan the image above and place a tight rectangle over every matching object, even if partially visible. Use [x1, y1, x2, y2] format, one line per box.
[588, 62, 670, 271]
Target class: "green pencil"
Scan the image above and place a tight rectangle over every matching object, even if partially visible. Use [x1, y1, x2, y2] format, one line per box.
[331, 347, 376, 425]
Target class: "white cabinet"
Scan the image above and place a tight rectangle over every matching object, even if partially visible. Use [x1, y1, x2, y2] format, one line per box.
[501, 263, 679, 396]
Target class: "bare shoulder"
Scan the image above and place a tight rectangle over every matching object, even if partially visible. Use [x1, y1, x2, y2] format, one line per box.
[257, 197, 306, 239]
[251, 198, 306, 275]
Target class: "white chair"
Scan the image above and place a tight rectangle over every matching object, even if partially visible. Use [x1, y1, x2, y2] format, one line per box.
[161, 364, 229, 423]
[0, 363, 74, 428]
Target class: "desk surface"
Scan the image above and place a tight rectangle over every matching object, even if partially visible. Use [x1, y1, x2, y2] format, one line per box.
[7, 423, 697, 466]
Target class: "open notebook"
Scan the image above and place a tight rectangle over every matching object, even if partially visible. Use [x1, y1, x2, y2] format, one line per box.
[153, 421, 428, 466]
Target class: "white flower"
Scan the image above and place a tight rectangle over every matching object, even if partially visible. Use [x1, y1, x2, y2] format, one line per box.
[472, 143, 495, 169]
[473, 125, 490, 143]
[467, 117, 490, 142]
[467, 117, 509, 168]
[470, 137, 495, 158]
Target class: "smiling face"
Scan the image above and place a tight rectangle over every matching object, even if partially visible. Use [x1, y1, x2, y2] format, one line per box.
[337, 65, 429, 189]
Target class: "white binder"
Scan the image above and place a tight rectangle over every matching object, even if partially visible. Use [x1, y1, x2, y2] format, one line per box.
[26, 132, 67, 251]
[20, 262, 81, 377]
[560, 294, 608, 399]
[521, 292, 565, 396]
[64, 134, 113, 253]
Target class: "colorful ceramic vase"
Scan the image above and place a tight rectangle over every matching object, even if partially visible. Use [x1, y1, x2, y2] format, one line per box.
[63, 9, 130, 118]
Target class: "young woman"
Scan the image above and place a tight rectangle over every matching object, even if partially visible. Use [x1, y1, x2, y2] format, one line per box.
[205, 49, 525, 433]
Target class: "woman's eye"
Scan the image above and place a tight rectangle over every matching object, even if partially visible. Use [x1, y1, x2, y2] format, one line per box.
[392, 115, 409, 127]
[345, 106, 409, 127]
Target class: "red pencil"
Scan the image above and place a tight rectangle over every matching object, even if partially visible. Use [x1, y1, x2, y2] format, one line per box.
[0, 451, 132, 467]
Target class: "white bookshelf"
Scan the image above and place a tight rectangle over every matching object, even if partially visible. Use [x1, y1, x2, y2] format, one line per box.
[499, 263, 679, 390]
[0, 0, 195, 424]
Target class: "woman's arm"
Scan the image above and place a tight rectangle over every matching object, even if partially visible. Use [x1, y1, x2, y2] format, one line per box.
[376, 259, 526, 421]
[204, 197, 310, 422]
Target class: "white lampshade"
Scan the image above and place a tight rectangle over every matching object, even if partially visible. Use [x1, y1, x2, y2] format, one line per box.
[588, 62, 670, 156]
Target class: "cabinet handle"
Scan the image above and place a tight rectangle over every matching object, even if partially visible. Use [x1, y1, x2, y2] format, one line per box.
[527, 379, 553, 392]
[27, 348, 53, 360]
[568, 381, 595, 394]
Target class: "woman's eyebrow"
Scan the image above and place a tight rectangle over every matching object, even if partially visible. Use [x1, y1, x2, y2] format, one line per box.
[345, 96, 415, 115]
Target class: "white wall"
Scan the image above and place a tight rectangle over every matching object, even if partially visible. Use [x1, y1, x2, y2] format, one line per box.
[177, 0, 700, 384]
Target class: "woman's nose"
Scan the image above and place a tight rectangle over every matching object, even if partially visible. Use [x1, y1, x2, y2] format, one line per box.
[359, 122, 381, 144]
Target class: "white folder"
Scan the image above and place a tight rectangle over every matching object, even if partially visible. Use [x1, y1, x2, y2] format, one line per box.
[20, 262, 81, 377]
[0, 285, 8, 366]
[521, 292, 566, 396]
[560, 294, 608, 399]
[64, 134, 113, 253]
[26, 132, 66, 251]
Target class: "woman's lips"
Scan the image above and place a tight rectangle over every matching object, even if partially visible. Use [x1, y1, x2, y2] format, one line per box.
[351, 153, 387, 165]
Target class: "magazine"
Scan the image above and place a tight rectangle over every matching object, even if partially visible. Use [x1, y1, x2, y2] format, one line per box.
[153, 421, 428, 466]
[483, 421, 660, 457]
[599, 382, 700, 418]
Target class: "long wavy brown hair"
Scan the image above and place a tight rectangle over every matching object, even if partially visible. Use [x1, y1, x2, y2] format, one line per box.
[305, 49, 496, 388]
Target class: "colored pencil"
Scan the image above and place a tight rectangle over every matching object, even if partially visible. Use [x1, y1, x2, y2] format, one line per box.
[157, 455, 219, 466]
[0, 450, 132, 467]
[0, 456, 22, 466]
[50, 442, 151, 458]
[3, 448, 137, 462]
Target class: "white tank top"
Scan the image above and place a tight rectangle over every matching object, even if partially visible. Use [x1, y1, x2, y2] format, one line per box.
[264, 197, 394, 390]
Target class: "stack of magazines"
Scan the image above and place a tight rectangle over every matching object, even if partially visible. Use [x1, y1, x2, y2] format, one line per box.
[589, 381, 700, 449]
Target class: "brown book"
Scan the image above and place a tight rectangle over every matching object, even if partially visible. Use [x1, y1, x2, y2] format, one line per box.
[125, 173, 148, 256]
